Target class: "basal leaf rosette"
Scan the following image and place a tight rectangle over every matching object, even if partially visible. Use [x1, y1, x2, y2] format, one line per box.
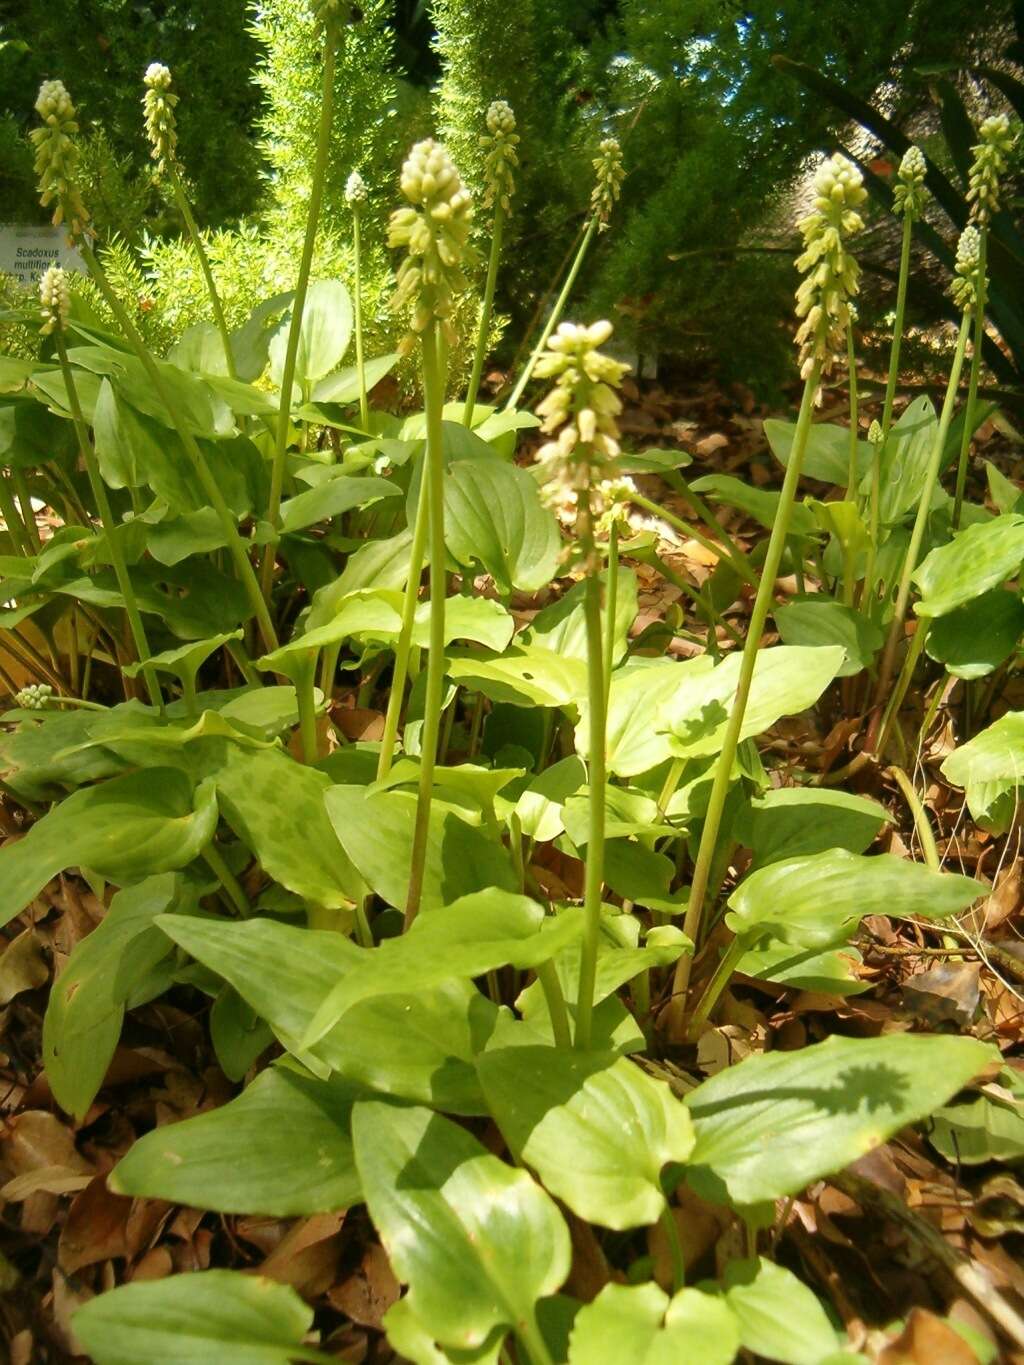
[388, 138, 476, 347]
[793, 152, 866, 383]
[30, 79, 90, 240]
[481, 99, 519, 213]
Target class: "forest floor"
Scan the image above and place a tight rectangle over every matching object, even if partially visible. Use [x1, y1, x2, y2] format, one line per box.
[2, 369, 1023, 1364]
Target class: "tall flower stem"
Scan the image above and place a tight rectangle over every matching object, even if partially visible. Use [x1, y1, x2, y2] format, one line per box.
[575, 485, 607, 1050]
[404, 322, 448, 928]
[952, 231, 988, 530]
[77, 240, 278, 652]
[845, 319, 859, 502]
[881, 213, 914, 441]
[874, 313, 971, 705]
[259, 25, 338, 601]
[351, 203, 369, 430]
[669, 361, 821, 1031]
[463, 205, 505, 425]
[55, 334, 161, 708]
[167, 163, 235, 379]
[602, 521, 619, 705]
[504, 215, 599, 412]
[376, 473, 430, 782]
[630, 490, 757, 587]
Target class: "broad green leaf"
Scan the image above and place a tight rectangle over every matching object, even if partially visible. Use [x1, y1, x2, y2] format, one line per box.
[877, 396, 938, 524]
[311, 350, 399, 403]
[278, 474, 399, 534]
[0, 769, 217, 929]
[690, 474, 818, 536]
[448, 645, 588, 710]
[929, 1067, 1024, 1165]
[736, 940, 867, 996]
[375, 759, 523, 823]
[412, 596, 516, 653]
[324, 785, 517, 911]
[443, 458, 560, 594]
[257, 590, 403, 666]
[736, 788, 890, 867]
[568, 1282, 738, 1365]
[269, 279, 353, 389]
[169, 321, 233, 376]
[210, 984, 275, 1081]
[617, 446, 694, 474]
[214, 746, 365, 908]
[111, 1065, 363, 1215]
[478, 1048, 694, 1229]
[926, 588, 1024, 679]
[384, 1298, 504, 1365]
[986, 459, 1023, 514]
[765, 417, 870, 486]
[726, 850, 983, 948]
[43, 874, 182, 1119]
[584, 657, 714, 776]
[774, 597, 883, 676]
[685, 1033, 995, 1204]
[72, 1270, 326, 1365]
[121, 629, 242, 693]
[663, 645, 845, 759]
[723, 1258, 839, 1365]
[914, 514, 1024, 617]
[0, 701, 151, 800]
[524, 567, 637, 664]
[145, 507, 229, 565]
[302, 891, 582, 1047]
[514, 756, 587, 841]
[941, 712, 1024, 788]
[93, 377, 145, 488]
[352, 1101, 570, 1353]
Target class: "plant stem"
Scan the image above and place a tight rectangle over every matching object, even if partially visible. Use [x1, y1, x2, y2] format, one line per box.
[516, 1317, 555, 1365]
[259, 24, 338, 600]
[201, 841, 251, 917]
[77, 239, 278, 652]
[295, 654, 319, 763]
[845, 318, 859, 503]
[874, 621, 929, 761]
[952, 230, 987, 530]
[687, 935, 747, 1037]
[168, 162, 235, 379]
[0, 471, 32, 556]
[882, 215, 914, 440]
[575, 487, 607, 1050]
[12, 470, 40, 552]
[888, 763, 940, 871]
[875, 313, 971, 704]
[351, 204, 369, 431]
[669, 361, 821, 1031]
[602, 522, 619, 703]
[56, 335, 161, 708]
[504, 214, 599, 412]
[463, 204, 505, 425]
[536, 959, 572, 1049]
[404, 322, 448, 928]
[376, 475, 430, 782]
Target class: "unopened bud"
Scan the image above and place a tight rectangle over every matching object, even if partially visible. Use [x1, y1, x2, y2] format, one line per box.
[481, 99, 519, 213]
[143, 62, 178, 176]
[591, 137, 624, 226]
[345, 169, 367, 206]
[893, 144, 927, 220]
[39, 264, 70, 336]
[30, 80, 90, 240]
[967, 113, 1015, 225]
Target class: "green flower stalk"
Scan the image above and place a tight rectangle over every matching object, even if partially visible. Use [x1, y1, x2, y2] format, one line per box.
[463, 100, 519, 426]
[878, 145, 928, 472]
[875, 225, 980, 707]
[953, 114, 1015, 528]
[672, 153, 865, 1035]
[861, 418, 884, 607]
[385, 140, 474, 926]
[345, 170, 370, 431]
[594, 476, 635, 703]
[142, 64, 235, 379]
[32, 81, 278, 652]
[534, 320, 630, 1049]
[260, 3, 348, 603]
[41, 266, 161, 708]
[505, 136, 625, 412]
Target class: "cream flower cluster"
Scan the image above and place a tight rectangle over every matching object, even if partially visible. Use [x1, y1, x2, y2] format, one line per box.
[15, 683, 53, 710]
[967, 114, 1015, 225]
[388, 139, 475, 343]
[31, 80, 89, 239]
[39, 264, 70, 336]
[481, 100, 519, 213]
[867, 418, 883, 446]
[952, 225, 983, 313]
[534, 321, 630, 486]
[143, 63, 178, 175]
[591, 138, 624, 226]
[893, 145, 927, 220]
[794, 153, 867, 381]
[345, 169, 367, 206]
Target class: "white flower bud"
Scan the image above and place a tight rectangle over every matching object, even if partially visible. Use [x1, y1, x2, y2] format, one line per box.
[142, 61, 178, 176]
[481, 99, 519, 212]
[39, 264, 70, 336]
[967, 113, 1015, 225]
[345, 169, 368, 206]
[15, 683, 54, 710]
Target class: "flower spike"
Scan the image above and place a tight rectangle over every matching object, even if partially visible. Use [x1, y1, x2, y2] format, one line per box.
[39, 264, 70, 336]
[481, 99, 519, 213]
[591, 137, 624, 227]
[793, 152, 866, 384]
[30, 80, 89, 240]
[142, 63, 178, 176]
[952, 225, 984, 313]
[345, 169, 367, 206]
[967, 114, 1015, 225]
[893, 145, 927, 221]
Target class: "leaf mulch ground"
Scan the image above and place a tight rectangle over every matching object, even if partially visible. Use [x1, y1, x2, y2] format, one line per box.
[2, 369, 1023, 1364]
